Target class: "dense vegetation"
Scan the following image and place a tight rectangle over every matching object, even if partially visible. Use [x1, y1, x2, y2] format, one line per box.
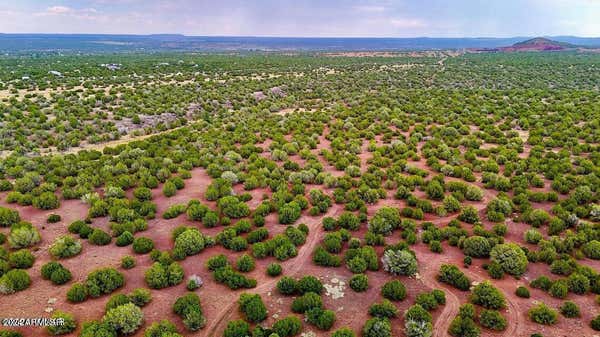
[0, 50, 599, 337]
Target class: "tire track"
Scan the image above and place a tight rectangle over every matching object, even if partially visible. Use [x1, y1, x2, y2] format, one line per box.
[418, 252, 524, 337]
[418, 261, 461, 337]
[203, 206, 342, 337]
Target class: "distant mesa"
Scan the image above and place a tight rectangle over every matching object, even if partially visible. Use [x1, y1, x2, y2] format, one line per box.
[473, 37, 578, 52]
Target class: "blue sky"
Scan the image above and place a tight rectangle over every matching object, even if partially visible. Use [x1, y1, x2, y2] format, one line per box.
[0, 0, 598, 37]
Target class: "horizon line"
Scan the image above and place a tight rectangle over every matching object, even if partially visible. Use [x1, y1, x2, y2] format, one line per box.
[1, 33, 599, 39]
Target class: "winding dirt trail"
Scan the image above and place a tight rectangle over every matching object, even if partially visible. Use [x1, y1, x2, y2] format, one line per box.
[418, 252, 524, 337]
[204, 205, 343, 337]
[418, 260, 461, 337]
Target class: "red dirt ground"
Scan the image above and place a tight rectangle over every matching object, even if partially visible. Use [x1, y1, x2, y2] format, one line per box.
[1, 127, 598, 337]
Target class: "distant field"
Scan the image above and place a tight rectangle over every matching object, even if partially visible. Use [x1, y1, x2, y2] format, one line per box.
[1, 34, 600, 53]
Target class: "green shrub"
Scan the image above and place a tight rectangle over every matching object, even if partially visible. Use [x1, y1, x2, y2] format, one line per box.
[404, 304, 432, 323]
[0, 207, 20, 227]
[368, 299, 399, 318]
[266, 263, 282, 276]
[516, 286, 530, 298]
[46, 311, 76, 335]
[349, 274, 369, 292]
[331, 328, 356, 337]
[487, 261, 505, 279]
[291, 292, 322, 313]
[32, 192, 60, 210]
[479, 309, 506, 331]
[103, 303, 144, 335]
[85, 268, 125, 298]
[8, 223, 40, 249]
[312, 246, 341, 267]
[238, 293, 267, 323]
[133, 187, 153, 201]
[560, 301, 580, 318]
[79, 321, 116, 337]
[490, 243, 528, 277]
[9, 249, 35, 269]
[429, 240, 443, 253]
[67, 220, 85, 234]
[381, 279, 407, 301]
[212, 265, 256, 290]
[47, 214, 62, 223]
[89, 229, 112, 245]
[530, 276, 552, 291]
[277, 276, 298, 295]
[223, 320, 250, 337]
[362, 317, 391, 337]
[432, 289, 446, 305]
[129, 288, 152, 307]
[272, 316, 302, 337]
[278, 202, 302, 225]
[347, 256, 368, 273]
[163, 181, 177, 197]
[458, 303, 476, 319]
[121, 256, 136, 269]
[41, 261, 62, 279]
[133, 237, 154, 254]
[105, 294, 132, 311]
[549, 280, 568, 299]
[592, 315, 600, 330]
[528, 302, 558, 325]
[173, 292, 206, 331]
[145, 262, 184, 289]
[382, 249, 417, 276]
[448, 315, 479, 337]
[49, 235, 82, 258]
[550, 259, 574, 275]
[143, 320, 178, 337]
[524, 229, 543, 244]
[202, 211, 219, 227]
[459, 206, 480, 224]
[583, 241, 600, 260]
[462, 236, 491, 258]
[116, 231, 134, 246]
[206, 254, 229, 271]
[66, 283, 88, 302]
[469, 281, 506, 310]
[415, 292, 438, 311]
[0, 269, 31, 294]
[236, 254, 255, 272]
[306, 308, 336, 330]
[297, 275, 323, 294]
[41, 262, 72, 285]
[525, 209, 550, 227]
[162, 204, 186, 219]
[437, 264, 471, 291]
[567, 273, 590, 294]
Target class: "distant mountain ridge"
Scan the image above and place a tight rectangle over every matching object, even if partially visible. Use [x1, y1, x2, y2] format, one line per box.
[0, 34, 598, 53]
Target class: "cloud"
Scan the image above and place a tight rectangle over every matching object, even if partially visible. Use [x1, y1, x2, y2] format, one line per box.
[390, 18, 427, 29]
[353, 5, 386, 13]
[34, 6, 99, 19]
[47, 6, 72, 14]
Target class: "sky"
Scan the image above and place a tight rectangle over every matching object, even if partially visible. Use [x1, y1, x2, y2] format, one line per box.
[0, 0, 599, 37]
